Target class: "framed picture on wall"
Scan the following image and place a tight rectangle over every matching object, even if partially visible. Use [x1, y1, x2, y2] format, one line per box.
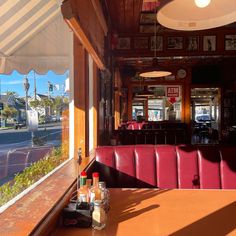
[140, 12, 156, 24]
[203, 35, 216, 51]
[167, 37, 183, 50]
[150, 36, 163, 51]
[116, 37, 131, 50]
[139, 25, 160, 33]
[134, 37, 149, 49]
[225, 35, 236, 50]
[186, 36, 199, 51]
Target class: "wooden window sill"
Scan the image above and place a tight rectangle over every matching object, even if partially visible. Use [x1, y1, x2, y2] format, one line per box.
[0, 157, 93, 236]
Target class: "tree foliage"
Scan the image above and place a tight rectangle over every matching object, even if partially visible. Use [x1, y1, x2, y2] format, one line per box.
[6, 91, 18, 97]
[52, 96, 68, 115]
[29, 96, 69, 115]
[29, 100, 40, 108]
[41, 98, 53, 107]
[1, 105, 17, 120]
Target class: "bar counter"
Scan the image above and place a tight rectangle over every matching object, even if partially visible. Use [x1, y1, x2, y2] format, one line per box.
[53, 188, 236, 236]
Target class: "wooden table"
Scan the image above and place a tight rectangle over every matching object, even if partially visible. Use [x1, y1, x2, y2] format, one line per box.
[53, 188, 236, 236]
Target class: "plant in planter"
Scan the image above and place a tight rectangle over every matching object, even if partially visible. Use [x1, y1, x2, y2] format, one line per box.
[0, 145, 68, 207]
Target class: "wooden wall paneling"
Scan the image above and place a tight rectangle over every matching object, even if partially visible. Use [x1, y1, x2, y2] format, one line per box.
[106, 0, 143, 33]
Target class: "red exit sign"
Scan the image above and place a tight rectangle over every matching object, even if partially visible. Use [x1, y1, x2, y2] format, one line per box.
[167, 86, 179, 97]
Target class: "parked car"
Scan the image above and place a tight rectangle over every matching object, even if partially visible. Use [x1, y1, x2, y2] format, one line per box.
[194, 114, 212, 133]
[195, 114, 211, 123]
[50, 115, 57, 122]
[14, 120, 26, 129]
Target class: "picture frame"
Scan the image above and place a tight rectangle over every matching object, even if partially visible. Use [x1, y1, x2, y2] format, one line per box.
[186, 36, 199, 51]
[150, 36, 163, 51]
[167, 37, 183, 50]
[203, 35, 216, 51]
[139, 25, 160, 34]
[134, 37, 149, 49]
[225, 35, 236, 50]
[116, 37, 131, 50]
[140, 12, 156, 24]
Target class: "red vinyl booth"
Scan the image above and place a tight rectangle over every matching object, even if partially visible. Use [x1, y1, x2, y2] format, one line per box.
[87, 145, 236, 189]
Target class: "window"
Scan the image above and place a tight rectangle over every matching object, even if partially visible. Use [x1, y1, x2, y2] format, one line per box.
[132, 102, 144, 121]
[0, 71, 69, 208]
[148, 99, 163, 121]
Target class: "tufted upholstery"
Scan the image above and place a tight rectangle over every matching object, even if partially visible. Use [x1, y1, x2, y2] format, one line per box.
[93, 145, 236, 189]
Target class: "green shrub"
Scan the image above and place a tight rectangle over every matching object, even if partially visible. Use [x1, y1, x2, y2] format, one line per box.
[0, 146, 67, 207]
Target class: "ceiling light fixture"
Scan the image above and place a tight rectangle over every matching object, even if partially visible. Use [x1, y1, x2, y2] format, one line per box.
[194, 0, 211, 8]
[139, 0, 172, 78]
[156, 0, 236, 31]
[139, 58, 172, 78]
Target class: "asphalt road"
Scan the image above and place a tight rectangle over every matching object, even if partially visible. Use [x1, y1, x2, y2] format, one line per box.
[0, 123, 63, 185]
[0, 123, 62, 153]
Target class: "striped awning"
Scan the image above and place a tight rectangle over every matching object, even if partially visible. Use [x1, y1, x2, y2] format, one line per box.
[0, 0, 72, 75]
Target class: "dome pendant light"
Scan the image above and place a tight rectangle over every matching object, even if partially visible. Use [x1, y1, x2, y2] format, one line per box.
[140, 1, 171, 78]
[139, 58, 172, 78]
[194, 0, 211, 8]
[157, 0, 236, 31]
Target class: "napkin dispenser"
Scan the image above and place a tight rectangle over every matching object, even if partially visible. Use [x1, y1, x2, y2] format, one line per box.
[62, 201, 92, 228]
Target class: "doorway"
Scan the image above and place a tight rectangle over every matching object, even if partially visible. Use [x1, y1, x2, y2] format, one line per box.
[191, 88, 220, 144]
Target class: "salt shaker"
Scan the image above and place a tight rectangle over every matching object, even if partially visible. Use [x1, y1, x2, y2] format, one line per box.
[92, 200, 106, 230]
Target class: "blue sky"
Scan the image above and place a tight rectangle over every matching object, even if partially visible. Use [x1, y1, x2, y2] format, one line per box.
[0, 70, 68, 97]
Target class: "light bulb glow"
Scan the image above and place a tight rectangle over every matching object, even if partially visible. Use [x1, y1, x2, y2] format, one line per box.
[194, 0, 211, 8]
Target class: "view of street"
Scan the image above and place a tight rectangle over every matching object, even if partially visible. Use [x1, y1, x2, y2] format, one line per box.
[0, 123, 61, 148]
[0, 122, 62, 185]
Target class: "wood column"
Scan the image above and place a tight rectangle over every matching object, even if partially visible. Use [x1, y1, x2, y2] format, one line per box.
[127, 84, 133, 120]
[144, 99, 148, 121]
[114, 68, 121, 128]
[74, 36, 87, 158]
[93, 61, 98, 149]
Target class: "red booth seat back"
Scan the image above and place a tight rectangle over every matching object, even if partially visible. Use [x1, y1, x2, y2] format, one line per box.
[95, 145, 236, 189]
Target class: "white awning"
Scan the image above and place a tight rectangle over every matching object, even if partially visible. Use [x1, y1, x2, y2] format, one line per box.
[0, 0, 72, 75]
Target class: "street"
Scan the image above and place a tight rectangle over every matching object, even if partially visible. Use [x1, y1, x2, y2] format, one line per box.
[0, 123, 62, 153]
[0, 123, 63, 185]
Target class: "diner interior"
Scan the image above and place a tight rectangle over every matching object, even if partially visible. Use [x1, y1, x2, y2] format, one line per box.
[0, 0, 236, 235]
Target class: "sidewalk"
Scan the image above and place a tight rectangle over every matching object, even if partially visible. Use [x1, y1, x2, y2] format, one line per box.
[0, 126, 12, 131]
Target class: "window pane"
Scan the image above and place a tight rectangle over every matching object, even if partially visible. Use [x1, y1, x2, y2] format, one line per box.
[0, 71, 69, 207]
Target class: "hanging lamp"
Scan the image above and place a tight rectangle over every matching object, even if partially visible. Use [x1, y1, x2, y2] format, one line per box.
[156, 0, 236, 31]
[139, 0, 172, 78]
[139, 58, 172, 78]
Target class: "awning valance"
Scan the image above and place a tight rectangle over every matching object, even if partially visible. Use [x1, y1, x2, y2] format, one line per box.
[0, 0, 72, 75]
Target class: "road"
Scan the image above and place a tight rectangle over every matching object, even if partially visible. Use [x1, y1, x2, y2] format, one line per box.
[0, 123, 62, 154]
[0, 123, 63, 185]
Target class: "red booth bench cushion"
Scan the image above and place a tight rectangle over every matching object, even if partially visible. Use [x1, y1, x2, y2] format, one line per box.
[90, 145, 236, 189]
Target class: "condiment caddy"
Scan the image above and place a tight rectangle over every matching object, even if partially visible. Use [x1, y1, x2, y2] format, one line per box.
[62, 171, 109, 230]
